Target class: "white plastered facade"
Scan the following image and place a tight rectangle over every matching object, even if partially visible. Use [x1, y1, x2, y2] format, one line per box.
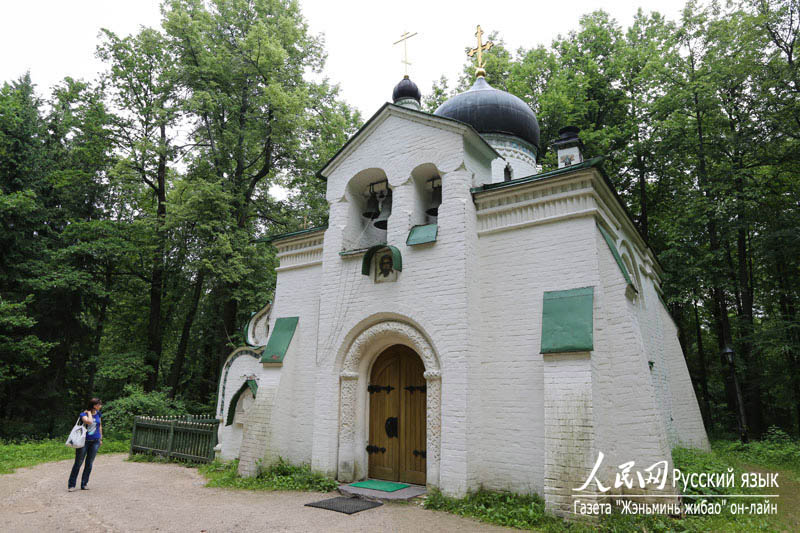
[215, 104, 710, 516]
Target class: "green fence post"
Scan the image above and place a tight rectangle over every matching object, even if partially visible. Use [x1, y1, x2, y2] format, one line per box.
[210, 420, 218, 462]
[130, 416, 137, 456]
[166, 420, 175, 458]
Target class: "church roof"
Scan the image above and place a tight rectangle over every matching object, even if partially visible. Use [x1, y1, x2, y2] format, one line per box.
[434, 77, 541, 151]
[316, 103, 500, 180]
[255, 225, 327, 244]
[470, 156, 605, 194]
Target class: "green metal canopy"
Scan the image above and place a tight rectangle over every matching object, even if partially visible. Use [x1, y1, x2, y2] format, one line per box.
[260, 317, 299, 364]
[361, 245, 402, 276]
[226, 379, 258, 426]
[541, 287, 594, 354]
[406, 224, 438, 246]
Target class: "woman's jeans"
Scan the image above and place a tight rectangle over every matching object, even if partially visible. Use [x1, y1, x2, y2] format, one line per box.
[68, 440, 100, 489]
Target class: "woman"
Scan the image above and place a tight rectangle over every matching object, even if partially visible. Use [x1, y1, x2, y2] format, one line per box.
[68, 398, 102, 491]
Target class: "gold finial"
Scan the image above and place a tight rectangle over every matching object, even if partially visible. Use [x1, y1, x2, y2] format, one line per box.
[467, 25, 493, 78]
[393, 31, 418, 77]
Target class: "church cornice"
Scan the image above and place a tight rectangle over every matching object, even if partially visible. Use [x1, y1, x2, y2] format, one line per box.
[472, 163, 664, 280]
[316, 103, 501, 181]
[272, 231, 325, 272]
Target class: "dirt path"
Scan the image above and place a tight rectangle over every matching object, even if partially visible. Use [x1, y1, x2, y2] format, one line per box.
[0, 454, 507, 532]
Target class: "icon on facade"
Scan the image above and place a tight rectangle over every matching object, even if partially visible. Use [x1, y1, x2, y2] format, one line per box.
[375, 252, 398, 283]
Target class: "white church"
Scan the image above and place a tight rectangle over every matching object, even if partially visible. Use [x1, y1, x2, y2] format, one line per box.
[215, 32, 709, 516]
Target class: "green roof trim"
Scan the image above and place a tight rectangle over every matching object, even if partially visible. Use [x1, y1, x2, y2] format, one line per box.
[597, 223, 636, 291]
[541, 286, 594, 354]
[226, 379, 258, 426]
[260, 317, 299, 364]
[361, 244, 402, 276]
[470, 156, 605, 194]
[407, 224, 438, 246]
[254, 226, 327, 244]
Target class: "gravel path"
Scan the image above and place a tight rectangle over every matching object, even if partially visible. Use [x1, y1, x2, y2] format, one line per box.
[0, 454, 508, 532]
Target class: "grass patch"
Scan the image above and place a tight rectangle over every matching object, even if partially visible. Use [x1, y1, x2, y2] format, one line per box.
[713, 428, 800, 481]
[0, 438, 129, 474]
[200, 458, 338, 492]
[424, 489, 574, 531]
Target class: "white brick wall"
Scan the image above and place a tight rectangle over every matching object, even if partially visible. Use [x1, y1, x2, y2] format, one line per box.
[476, 216, 598, 495]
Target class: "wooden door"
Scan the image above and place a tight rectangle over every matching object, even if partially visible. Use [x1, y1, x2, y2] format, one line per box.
[368, 345, 426, 485]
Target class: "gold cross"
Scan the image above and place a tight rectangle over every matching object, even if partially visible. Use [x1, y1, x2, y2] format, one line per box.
[393, 31, 418, 77]
[467, 25, 493, 77]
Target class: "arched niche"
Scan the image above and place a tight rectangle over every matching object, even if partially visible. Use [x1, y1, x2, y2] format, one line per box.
[336, 319, 441, 487]
[342, 168, 389, 250]
[410, 163, 443, 226]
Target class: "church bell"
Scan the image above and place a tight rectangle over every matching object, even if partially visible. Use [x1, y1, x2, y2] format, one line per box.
[363, 189, 380, 219]
[373, 189, 392, 230]
[426, 184, 442, 217]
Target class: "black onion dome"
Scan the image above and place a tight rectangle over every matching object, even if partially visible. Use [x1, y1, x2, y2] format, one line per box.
[434, 77, 540, 150]
[392, 76, 421, 103]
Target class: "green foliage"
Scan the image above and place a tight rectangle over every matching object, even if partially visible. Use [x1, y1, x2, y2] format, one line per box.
[424, 489, 569, 531]
[714, 429, 800, 480]
[0, 438, 128, 474]
[101, 385, 188, 436]
[200, 458, 338, 492]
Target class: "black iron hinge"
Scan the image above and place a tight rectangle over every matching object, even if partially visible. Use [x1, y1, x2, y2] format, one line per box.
[404, 385, 426, 394]
[366, 444, 386, 454]
[413, 449, 427, 458]
[368, 384, 395, 394]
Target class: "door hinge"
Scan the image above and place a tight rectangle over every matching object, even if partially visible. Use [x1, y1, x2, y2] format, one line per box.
[404, 385, 426, 393]
[413, 449, 427, 459]
[368, 384, 395, 394]
[366, 444, 386, 454]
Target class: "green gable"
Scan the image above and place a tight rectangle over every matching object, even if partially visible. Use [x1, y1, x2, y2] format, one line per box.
[541, 287, 594, 354]
[597, 223, 636, 291]
[260, 317, 299, 364]
[226, 379, 258, 426]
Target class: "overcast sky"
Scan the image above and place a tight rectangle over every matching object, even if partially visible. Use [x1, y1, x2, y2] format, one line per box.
[1, 0, 688, 116]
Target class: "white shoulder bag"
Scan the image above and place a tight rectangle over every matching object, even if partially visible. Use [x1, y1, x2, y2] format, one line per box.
[65, 416, 86, 449]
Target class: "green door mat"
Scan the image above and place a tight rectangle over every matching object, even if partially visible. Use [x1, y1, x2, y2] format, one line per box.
[350, 480, 410, 492]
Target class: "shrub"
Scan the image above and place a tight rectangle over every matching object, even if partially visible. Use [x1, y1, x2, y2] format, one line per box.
[101, 385, 188, 436]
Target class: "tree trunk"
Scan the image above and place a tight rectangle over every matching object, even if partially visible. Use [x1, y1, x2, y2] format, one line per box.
[168, 270, 205, 398]
[87, 266, 113, 395]
[145, 124, 169, 391]
[693, 298, 713, 426]
[775, 254, 800, 433]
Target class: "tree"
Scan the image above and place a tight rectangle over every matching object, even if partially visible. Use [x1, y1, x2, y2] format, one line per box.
[97, 28, 183, 391]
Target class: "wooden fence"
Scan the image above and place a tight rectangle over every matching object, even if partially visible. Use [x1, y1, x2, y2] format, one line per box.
[130, 415, 219, 463]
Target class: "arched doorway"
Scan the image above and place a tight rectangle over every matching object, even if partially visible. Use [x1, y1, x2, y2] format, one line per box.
[368, 345, 426, 484]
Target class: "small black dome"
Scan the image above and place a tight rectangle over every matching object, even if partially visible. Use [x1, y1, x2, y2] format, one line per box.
[434, 77, 540, 150]
[392, 76, 421, 103]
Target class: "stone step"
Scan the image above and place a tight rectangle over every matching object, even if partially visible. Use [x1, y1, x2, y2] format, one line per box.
[337, 482, 427, 502]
